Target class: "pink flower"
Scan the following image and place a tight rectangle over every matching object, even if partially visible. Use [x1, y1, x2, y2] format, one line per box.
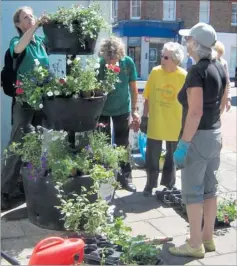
[16, 80, 23, 86]
[16, 88, 24, 95]
[113, 66, 120, 73]
[59, 78, 66, 85]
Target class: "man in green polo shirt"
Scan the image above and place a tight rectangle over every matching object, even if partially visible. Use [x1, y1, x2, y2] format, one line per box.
[1, 6, 49, 210]
[98, 36, 140, 192]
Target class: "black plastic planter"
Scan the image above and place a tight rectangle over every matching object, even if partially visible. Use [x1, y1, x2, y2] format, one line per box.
[43, 23, 98, 55]
[21, 167, 97, 230]
[42, 95, 107, 132]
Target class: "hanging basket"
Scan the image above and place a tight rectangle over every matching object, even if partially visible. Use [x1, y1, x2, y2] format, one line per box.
[43, 23, 98, 55]
[42, 95, 107, 132]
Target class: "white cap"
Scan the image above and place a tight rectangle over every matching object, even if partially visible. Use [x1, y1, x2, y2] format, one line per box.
[179, 22, 217, 48]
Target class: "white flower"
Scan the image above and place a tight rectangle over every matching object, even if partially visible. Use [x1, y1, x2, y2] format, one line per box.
[67, 59, 72, 65]
[34, 59, 40, 66]
[95, 63, 100, 69]
[75, 57, 81, 62]
[39, 104, 43, 109]
[54, 90, 60, 96]
[116, 61, 119, 66]
[47, 91, 53, 97]
[73, 94, 79, 99]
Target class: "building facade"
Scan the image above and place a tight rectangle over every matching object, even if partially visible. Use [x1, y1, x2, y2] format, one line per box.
[112, 0, 237, 79]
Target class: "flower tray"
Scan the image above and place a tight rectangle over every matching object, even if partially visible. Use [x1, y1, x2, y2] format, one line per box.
[43, 23, 98, 55]
[61, 233, 163, 265]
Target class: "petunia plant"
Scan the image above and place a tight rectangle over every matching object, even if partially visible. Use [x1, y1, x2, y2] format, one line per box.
[14, 56, 120, 110]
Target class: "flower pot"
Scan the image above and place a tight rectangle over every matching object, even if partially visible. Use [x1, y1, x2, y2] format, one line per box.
[42, 95, 107, 132]
[94, 89, 104, 97]
[81, 91, 94, 98]
[43, 23, 98, 55]
[22, 167, 97, 230]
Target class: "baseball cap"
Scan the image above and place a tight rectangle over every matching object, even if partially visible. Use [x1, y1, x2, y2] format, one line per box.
[179, 22, 217, 48]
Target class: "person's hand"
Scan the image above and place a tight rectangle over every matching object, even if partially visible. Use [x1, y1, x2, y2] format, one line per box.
[36, 13, 50, 28]
[129, 120, 140, 132]
[226, 98, 232, 112]
[132, 110, 140, 123]
[140, 116, 148, 134]
[173, 139, 190, 169]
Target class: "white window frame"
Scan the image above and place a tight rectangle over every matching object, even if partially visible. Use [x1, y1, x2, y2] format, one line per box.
[163, 0, 176, 21]
[231, 2, 237, 26]
[112, 0, 118, 20]
[199, 0, 210, 23]
[230, 46, 237, 72]
[130, 0, 141, 19]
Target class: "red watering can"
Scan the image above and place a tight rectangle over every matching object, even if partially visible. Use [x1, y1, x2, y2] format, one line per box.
[28, 236, 85, 265]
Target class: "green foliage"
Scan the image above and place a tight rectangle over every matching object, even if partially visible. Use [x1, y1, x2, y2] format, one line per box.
[44, 3, 109, 46]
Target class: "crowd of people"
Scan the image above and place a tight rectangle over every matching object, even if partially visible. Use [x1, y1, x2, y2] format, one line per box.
[1, 6, 232, 259]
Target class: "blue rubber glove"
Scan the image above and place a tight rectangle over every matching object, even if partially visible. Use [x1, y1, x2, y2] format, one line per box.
[173, 139, 191, 169]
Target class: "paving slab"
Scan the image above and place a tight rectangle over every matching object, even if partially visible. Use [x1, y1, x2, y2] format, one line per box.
[149, 216, 189, 237]
[127, 220, 165, 238]
[198, 252, 237, 265]
[212, 228, 237, 254]
[1, 220, 25, 239]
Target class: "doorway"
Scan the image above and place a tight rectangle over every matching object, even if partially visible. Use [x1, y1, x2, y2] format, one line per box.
[128, 46, 141, 78]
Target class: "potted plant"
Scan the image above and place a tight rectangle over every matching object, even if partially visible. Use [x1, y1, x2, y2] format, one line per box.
[216, 198, 237, 227]
[42, 3, 109, 54]
[14, 57, 120, 132]
[6, 127, 127, 230]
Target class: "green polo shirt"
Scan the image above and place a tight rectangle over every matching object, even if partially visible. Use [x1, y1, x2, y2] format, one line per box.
[98, 56, 137, 116]
[9, 35, 49, 80]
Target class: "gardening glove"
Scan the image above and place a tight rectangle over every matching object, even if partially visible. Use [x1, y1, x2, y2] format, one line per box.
[140, 116, 148, 134]
[173, 139, 190, 169]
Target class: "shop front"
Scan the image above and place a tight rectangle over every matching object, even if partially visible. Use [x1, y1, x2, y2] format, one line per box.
[113, 20, 184, 80]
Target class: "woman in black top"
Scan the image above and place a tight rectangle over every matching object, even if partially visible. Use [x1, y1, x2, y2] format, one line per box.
[169, 23, 227, 258]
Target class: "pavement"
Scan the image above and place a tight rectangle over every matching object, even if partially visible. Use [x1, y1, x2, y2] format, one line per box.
[1, 86, 236, 266]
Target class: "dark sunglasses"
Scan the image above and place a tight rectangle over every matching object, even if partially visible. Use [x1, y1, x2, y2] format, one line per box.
[160, 54, 169, 60]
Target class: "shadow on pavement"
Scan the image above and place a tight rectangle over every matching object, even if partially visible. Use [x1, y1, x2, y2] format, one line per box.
[1, 206, 28, 221]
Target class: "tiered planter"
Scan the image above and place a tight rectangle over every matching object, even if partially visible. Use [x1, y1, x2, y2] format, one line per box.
[42, 95, 107, 132]
[22, 168, 115, 230]
[43, 23, 98, 55]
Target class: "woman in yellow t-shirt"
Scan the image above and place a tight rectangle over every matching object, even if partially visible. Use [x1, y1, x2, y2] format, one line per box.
[140, 42, 187, 196]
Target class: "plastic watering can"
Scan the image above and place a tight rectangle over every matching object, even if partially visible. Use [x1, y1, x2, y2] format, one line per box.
[28, 236, 85, 265]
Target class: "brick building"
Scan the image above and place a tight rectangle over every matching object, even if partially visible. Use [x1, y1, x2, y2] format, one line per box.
[112, 0, 237, 79]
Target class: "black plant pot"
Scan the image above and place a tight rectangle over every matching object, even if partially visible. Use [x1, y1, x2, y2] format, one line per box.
[21, 167, 97, 230]
[43, 23, 98, 55]
[42, 95, 107, 132]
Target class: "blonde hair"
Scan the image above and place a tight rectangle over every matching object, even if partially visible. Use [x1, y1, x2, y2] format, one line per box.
[13, 6, 33, 35]
[214, 41, 225, 56]
[98, 36, 125, 61]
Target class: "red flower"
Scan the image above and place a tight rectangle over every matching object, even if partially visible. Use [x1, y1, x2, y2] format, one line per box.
[16, 80, 23, 86]
[16, 88, 24, 95]
[59, 78, 66, 85]
[113, 66, 120, 73]
[107, 64, 114, 70]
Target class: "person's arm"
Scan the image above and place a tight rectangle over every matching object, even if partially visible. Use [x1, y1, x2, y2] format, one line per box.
[129, 81, 138, 113]
[127, 57, 139, 119]
[223, 62, 232, 112]
[181, 68, 204, 142]
[14, 23, 40, 54]
[220, 83, 228, 115]
[181, 87, 203, 142]
[143, 100, 149, 117]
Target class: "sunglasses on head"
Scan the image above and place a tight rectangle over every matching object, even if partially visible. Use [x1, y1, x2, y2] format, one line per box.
[160, 54, 169, 60]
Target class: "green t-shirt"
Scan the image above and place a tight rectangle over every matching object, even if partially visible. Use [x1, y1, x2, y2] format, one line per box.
[9, 35, 49, 80]
[99, 56, 137, 116]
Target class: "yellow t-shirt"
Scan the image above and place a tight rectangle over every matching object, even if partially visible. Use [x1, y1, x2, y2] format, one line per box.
[143, 66, 187, 141]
